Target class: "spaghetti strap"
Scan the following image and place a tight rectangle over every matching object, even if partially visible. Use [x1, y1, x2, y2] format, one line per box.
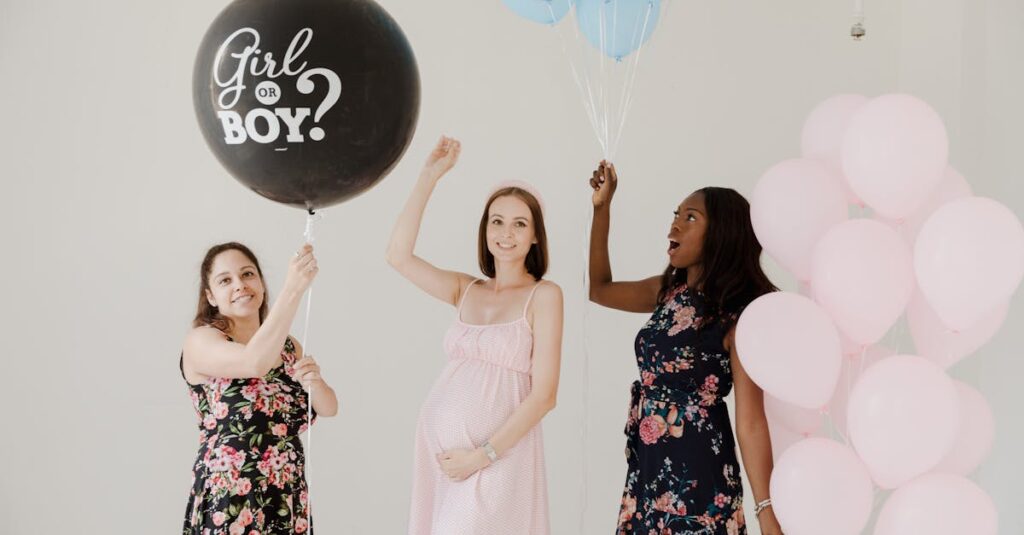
[522, 280, 546, 317]
[457, 279, 480, 314]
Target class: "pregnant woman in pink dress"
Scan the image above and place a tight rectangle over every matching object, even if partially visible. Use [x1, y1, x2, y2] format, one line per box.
[386, 136, 563, 535]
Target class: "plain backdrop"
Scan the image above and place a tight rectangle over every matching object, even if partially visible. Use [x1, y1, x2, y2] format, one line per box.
[1, 0, 1020, 533]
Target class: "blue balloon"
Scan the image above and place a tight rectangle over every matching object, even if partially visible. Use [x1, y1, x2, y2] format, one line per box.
[501, 0, 573, 25]
[576, 0, 661, 60]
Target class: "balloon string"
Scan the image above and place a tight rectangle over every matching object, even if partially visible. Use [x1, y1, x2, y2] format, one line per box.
[610, 1, 655, 158]
[838, 355, 853, 445]
[548, 3, 604, 150]
[607, 1, 619, 157]
[577, 188, 594, 532]
[301, 210, 321, 349]
[575, 10, 608, 157]
[599, 4, 611, 159]
[301, 210, 321, 532]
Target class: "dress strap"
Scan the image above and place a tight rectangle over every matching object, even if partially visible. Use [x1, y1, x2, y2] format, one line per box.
[521, 280, 546, 317]
[179, 353, 187, 382]
[457, 279, 481, 314]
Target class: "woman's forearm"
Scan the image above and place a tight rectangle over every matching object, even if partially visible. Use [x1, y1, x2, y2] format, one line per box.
[589, 204, 613, 292]
[737, 419, 775, 503]
[241, 287, 305, 376]
[309, 379, 339, 417]
[484, 391, 556, 457]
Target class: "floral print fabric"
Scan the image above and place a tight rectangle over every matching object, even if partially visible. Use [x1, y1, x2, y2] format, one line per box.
[182, 337, 316, 534]
[617, 285, 746, 535]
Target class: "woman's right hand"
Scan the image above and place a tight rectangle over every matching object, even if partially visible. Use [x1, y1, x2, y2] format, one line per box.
[284, 243, 318, 295]
[590, 159, 617, 208]
[421, 135, 461, 181]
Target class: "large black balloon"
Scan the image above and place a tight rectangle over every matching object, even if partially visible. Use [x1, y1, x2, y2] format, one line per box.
[193, 0, 420, 211]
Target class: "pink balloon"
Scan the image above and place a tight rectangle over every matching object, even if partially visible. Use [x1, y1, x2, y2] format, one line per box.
[771, 438, 874, 535]
[736, 292, 842, 409]
[915, 196, 1024, 330]
[802, 285, 879, 357]
[826, 345, 896, 439]
[934, 381, 995, 476]
[847, 355, 960, 488]
[811, 219, 914, 345]
[800, 94, 869, 205]
[874, 474, 998, 535]
[879, 166, 972, 242]
[765, 394, 823, 436]
[907, 290, 1008, 368]
[842, 94, 949, 218]
[751, 158, 848, 281]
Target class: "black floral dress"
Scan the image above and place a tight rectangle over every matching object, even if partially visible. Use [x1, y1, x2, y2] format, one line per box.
[617, 285, 746, 535]
[181, 337, 317, 534]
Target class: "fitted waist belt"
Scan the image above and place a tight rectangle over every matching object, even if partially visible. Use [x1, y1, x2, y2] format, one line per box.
[629, 380, 725, 408]
[625, 380, 728, 441]
[196, 428, 305, 449]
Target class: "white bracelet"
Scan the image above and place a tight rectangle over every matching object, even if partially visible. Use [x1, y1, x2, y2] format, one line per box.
[754, 498, 772, 516]
[482, 442, 498, 463]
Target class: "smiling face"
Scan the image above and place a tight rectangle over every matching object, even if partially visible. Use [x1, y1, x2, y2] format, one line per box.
[667, 192, 708, 270]
[204, 249, 266, 321]
[477, 187, 549, 280]
[485, 194, 537, 264]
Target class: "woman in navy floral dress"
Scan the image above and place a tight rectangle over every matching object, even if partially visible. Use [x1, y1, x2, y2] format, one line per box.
[588, 162, 783, 535]
[180, 242, 339, 534]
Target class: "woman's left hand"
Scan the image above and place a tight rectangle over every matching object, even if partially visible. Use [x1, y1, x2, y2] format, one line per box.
[758, 508, 784, 535]
[436, 448, 490, 482]
[291, 356, 322, 389]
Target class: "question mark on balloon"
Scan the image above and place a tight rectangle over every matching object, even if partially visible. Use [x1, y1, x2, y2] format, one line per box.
[296, 68, 343, 141]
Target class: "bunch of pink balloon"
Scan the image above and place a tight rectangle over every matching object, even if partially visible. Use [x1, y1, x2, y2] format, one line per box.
[740, 93, 1023, 534]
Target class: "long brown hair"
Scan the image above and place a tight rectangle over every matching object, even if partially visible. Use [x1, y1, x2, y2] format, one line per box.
[477, 187, 549, 280]
[193, 242, 269, 334]
[658, 187, 777, 324]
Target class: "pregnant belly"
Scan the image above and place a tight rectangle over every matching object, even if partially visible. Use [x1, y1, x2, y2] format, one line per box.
[419, 359, 530, 452]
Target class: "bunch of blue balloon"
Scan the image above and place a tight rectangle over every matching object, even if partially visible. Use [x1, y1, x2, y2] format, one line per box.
[502, 0, 665, 162]
[502, 0, 661, 61]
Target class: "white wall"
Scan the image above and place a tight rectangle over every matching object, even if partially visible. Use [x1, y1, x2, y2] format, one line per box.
[0, 0, 1019, 533]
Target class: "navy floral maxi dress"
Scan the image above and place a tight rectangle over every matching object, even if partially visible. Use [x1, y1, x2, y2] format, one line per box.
[181, 337, 316, 534]
[617, 285, 747, 535]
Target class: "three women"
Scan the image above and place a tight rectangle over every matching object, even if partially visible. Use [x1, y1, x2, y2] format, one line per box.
[180, 138, 781, 535]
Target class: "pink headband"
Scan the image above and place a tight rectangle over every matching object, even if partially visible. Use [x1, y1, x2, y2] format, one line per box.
[488, 179, 546, 216]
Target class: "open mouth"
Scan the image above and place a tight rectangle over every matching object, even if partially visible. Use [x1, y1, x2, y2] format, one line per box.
[495, 242, 516, 250]
[232, 294, 254, 304]
[668, 240, 680, 254]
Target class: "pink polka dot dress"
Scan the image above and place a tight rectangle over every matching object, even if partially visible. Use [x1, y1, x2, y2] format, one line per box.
[408, 280, 550, 535]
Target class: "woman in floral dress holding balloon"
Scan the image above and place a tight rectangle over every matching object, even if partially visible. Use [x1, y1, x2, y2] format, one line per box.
[180, 242, 338, 534]
[588, 162, 783, 535]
